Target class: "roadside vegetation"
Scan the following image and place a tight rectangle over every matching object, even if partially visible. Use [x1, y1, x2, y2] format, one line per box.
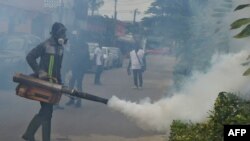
[169, 92, 250, 141]
[167, 1, 250, 140]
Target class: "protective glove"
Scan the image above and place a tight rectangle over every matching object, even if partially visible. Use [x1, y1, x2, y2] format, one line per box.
[38, 70, 48, 79]
[70, 88, 78, 96]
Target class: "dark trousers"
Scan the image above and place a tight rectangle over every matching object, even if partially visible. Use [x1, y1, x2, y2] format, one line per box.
[23, 102, 53, 141]
[69, 69, 85, 91]
[68, 69, 85, 102]
[133, 69, 143, 87]
[94, 65, 103, 84]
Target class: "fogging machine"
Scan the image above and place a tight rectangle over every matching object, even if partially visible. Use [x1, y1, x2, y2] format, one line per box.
[13, 73, 108, 105]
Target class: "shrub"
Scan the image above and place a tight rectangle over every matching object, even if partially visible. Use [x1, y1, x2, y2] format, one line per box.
[169, 92, 250, 141]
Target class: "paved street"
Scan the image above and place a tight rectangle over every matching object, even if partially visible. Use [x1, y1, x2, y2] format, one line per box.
[0, 55, 175, 141]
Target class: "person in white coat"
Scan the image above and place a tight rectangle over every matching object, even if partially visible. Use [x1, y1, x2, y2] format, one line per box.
[127, 44, 146, 89]
[94, 44, 104, 85]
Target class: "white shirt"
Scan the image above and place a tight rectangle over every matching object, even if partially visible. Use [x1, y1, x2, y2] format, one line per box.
[130, 49, 144, 69]
[94, 47, 103, 65]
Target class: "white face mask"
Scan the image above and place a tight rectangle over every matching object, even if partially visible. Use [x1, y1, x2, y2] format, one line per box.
[58, 38, 64, 45]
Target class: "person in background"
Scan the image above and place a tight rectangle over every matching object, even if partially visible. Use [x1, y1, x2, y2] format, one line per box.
[127, 40, 146, 89]
[22, 22, 67, 141]
[65, 30, 90, 107]
[94, 43, 104, 85]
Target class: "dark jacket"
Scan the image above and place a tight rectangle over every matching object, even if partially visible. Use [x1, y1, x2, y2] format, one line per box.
[26, 37, 64, 83]
[69, 38, 90, 71]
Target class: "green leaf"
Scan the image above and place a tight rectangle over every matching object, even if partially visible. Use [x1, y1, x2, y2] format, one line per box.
[231, 18, 250, 29]
[243, 68, 250, 76]
[234, 24, 250, 38]
[234, 4, 250, 11]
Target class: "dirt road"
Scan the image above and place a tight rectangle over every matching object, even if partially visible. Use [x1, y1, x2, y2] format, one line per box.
[0, 55, 175, 141]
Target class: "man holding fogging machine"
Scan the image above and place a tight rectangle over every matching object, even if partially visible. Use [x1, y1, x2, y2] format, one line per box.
[21, 22, 67, 141]
[19, 22, 108, 141]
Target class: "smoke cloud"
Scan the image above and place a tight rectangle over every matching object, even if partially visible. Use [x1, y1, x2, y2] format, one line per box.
[108, 51, 250, 132]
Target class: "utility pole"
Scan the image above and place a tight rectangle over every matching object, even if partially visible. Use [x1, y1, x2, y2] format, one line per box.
[114, 0, 117, 20]
[113, 0, 118, 46]
[59, 0, 64, 22]
[133, 9, 139, 24]
[90, 0, 98, 16]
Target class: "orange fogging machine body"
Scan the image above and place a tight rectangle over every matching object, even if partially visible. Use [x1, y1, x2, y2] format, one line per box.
[13, 73, 108, 105]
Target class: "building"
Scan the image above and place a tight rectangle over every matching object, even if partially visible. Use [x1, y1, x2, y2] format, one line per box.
[0, 0, 53, 38]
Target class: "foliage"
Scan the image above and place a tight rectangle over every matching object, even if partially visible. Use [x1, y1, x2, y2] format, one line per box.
[234, 4, 250, 11]
[231, 18, 250, 29]
[73, 0, 104, 18]
[169, 92, 250, 141]
[142, 0, 191, 47]
[88, 0, 104, 15]
[234, 24, 250, 38]
[231, 4, 250, 38]
[143, 0, 234, 90]
[169, 121, 212, 141]
[173, 0, 233, 90]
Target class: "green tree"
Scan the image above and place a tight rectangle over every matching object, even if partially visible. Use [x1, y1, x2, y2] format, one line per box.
[88, 0, 104, 16]
[171, 0, 233, 90]
[142, 0, 191, 48]
[143, 0, 234, 90]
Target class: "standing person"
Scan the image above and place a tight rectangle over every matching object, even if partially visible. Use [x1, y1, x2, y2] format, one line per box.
[94, 43, 104, 85]
[127, 43, 146, 89]
[65, 30, 90, 107]
[22, 22, 67, 141]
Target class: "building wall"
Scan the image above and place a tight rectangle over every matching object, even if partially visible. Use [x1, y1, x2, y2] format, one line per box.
[0, 5, 31, 33]
[0, 1, 50, 38]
